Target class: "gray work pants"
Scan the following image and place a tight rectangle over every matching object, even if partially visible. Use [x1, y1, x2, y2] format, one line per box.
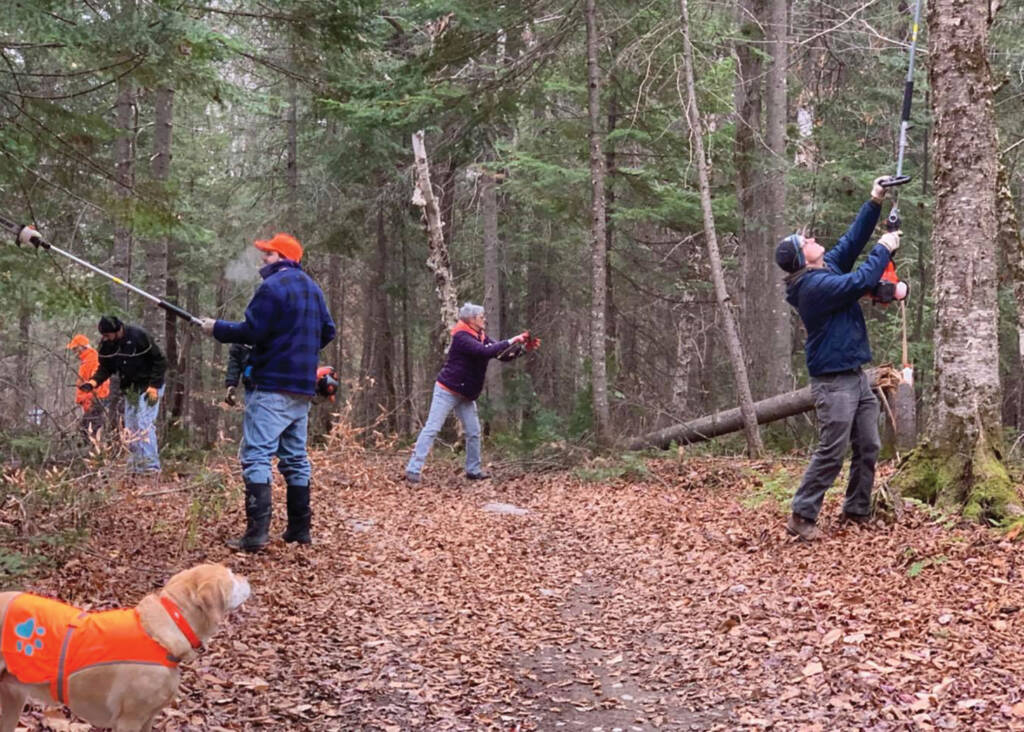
[791, 370, 880, 522]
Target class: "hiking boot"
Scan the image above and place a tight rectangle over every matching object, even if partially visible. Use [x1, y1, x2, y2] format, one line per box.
[839, 510, 872, 526]
[227, 482, 271, 552]
[465, 472, 491, 480]
[281, 484, 312, 544]
[785, 513, 822, 542]
[405, 472, 421, 484]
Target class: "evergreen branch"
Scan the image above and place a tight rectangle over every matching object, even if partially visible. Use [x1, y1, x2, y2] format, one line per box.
[0, 54, 141, 81]
[0, 54, 145, 102]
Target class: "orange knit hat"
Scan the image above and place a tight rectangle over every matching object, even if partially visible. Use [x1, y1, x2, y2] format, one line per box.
[66, 334, 90, 349]
[253, 233, 303, 262]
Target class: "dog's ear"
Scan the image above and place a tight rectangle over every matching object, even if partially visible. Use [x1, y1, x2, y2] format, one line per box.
[195, 576, 229, 628]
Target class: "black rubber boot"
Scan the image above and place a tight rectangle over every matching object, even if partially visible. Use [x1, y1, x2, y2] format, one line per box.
[281, 484, 312, 544]
[226, 482, 272, 552]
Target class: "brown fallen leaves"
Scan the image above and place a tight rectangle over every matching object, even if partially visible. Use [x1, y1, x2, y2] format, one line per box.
[9, 453, 1024, 730]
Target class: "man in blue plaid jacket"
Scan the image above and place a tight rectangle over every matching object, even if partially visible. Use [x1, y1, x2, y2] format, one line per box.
[201, 232, 335, 552]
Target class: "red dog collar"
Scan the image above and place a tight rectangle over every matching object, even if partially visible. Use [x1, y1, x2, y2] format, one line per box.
[159, 596, 202, 649]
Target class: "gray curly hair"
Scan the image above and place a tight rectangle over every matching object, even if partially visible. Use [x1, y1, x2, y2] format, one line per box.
[458, 302, 485, 321]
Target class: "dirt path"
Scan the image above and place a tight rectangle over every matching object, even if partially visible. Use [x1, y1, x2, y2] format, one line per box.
[11, 454, 1024, 730]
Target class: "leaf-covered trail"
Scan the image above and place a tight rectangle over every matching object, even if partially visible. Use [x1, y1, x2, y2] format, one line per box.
[15, 455, 1024, 730]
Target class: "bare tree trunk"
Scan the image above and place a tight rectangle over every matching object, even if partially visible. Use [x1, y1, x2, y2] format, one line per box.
[286, 75, 299, 231]
[678, 0, 763, 457]
[481, 157, 506, 425]
[605, 33, 619, 353]
[733, 0, 767, 387]
[762, 0, 791, 396]
[585, 0, 612, 446]
[357, 201, 397, 431]
[893, 0, 1020, 520]
[998, 164, 1024, 429]
[399, 237, 412, 434]
[411, 131, 459, 336]
[630, 367, 894, 450]
[14, 300, 31, 422]
[142, 87, 172, 339]
[111, 44, 135, 311]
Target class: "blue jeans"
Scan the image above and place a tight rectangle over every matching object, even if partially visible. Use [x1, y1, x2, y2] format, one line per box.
[124, 387, 163, 474]
[406, 383, 481, 476]
[792, 370, 881, 521]
[240, 390, 313, 486]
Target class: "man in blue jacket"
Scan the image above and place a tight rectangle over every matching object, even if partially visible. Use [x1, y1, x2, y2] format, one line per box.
[775, 177, 900, 541]
[200, 233, 335, 552]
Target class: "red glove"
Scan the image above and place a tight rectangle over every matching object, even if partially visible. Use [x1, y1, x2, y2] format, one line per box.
[510, 331, 530, 345]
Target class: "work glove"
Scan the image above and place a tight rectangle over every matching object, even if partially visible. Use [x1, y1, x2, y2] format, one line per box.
[510, 331, 530, 345]
[78, 379, 97, 393]
[879, 231, 900, 254]
[224, 385, 237, 406]
[16, 225, 41, 247]
[145, 386, 160, 406]
[872, 177, 889, 201]
[199, 317, 216, 335]
[895, 281, 909, 301]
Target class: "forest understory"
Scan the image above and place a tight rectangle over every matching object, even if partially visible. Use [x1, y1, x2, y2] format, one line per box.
[4, 450, 1024, 731]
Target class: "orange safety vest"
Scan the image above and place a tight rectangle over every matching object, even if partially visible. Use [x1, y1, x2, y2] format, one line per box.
[76, 347, 110, 412]
[1, 593, 178, 705]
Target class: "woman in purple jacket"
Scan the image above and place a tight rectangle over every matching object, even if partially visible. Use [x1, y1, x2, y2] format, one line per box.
[405, 303, 528, 483]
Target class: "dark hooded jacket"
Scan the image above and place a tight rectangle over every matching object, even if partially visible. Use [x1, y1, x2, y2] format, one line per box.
[91, 324, 167, 393]
[784, 200, 891, 377]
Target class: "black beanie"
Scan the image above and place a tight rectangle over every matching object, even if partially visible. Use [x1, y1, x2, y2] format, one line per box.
[98, 315, 123, 334]
[774, 234, 805, 273]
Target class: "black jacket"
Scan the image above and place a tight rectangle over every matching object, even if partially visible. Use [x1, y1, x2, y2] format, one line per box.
[225, 343, 252, 387]
[92, 324, 167, 393]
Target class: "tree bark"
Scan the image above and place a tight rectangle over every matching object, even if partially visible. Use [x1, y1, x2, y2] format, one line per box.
[111, 40, 135, 312]
[357, 200, 397, 431]
[893, 0, 1021, 521]
[411, 131, 458, 337]
[997, 163, 1024, 428]
[678, 0, 763, 457]
[481, 156, 506, 424]
[762, 0, 791, 396]
[286, 74, 299, 231]
[585, 0, 612, 446]
[142, 86, 172, 339]
[628, 367, 894, 450]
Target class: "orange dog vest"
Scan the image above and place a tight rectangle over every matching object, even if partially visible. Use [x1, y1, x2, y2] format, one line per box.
[1, 593, 179, 704]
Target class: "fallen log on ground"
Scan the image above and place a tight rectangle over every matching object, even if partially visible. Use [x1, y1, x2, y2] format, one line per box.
[627, 366, 898, 450]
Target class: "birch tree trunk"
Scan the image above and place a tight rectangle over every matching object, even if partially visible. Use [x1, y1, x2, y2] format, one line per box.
[585, 0, 612, 446]
[893, 0, 1021, 520]
[411, 131, 458, 338]
[678, 0, 763, 457]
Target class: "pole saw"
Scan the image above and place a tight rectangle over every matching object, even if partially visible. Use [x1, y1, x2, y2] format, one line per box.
[0, 213, 202, 326]
[871, 0, 923, 329]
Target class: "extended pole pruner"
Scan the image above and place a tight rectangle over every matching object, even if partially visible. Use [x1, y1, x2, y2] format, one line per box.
[0, 213, 202, 325]
[878, 0, 925, 232]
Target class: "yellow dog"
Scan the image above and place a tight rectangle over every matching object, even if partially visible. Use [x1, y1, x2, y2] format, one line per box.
[0, 563, 250, 732]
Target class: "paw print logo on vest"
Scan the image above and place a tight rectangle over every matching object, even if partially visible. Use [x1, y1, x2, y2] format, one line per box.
[14, 617, 45, 656]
